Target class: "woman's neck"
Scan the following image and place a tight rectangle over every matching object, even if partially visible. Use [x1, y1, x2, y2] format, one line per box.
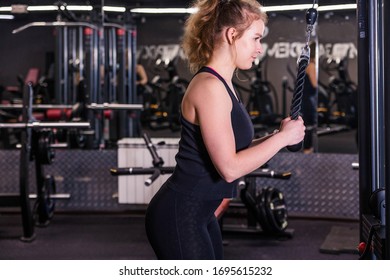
[206, 62, 234, 82]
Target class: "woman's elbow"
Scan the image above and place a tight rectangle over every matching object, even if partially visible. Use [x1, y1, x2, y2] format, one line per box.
[218, 168, 240, 183]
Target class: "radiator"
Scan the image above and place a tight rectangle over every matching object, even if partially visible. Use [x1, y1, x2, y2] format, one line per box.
[117, 137, 180, 204]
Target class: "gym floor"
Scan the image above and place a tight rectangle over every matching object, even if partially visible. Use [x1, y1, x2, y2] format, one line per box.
[0, 213, 358, 260]
[0, 127, 359, 260]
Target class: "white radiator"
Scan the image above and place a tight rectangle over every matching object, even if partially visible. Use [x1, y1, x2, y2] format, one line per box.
[117, 137, 180, 204]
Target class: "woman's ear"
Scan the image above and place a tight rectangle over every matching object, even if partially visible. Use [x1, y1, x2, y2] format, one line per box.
[225, 27, 237, 45]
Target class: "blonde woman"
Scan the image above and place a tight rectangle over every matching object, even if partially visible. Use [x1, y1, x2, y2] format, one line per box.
[145, 0, 305, 260]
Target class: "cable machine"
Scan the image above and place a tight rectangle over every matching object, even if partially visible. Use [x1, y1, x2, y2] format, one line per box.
[357, 0, 390, 260]
[11, 5, 140, 148]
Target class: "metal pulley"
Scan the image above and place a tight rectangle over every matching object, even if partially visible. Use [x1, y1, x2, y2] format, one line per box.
[306, 7, 318, 27]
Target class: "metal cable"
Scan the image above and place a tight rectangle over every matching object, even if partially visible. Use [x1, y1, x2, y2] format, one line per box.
[286, 5, 317, 152]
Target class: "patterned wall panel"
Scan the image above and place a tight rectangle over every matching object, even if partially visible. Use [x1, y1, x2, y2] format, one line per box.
[0, 148, 359, 218]
[253, 152, 359, 219]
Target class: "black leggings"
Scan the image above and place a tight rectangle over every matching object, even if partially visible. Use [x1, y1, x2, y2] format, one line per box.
[145, 182, 223, 260]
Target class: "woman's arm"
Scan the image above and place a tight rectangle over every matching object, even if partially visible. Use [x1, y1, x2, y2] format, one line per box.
[183, 74, 305, 183]
[306, 61, 317, 88]
[249, 129, 280, 147]
[136, 64, 148, 86]
[214, 198, 231, 219]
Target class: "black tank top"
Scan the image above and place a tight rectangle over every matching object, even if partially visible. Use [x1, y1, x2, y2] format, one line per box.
[168, 66, 254, 200]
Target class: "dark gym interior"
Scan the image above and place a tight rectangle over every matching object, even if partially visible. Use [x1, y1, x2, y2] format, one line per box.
[0, 0, 388, 262]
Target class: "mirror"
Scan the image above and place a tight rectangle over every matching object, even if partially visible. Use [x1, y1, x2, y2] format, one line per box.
[135, 8, 320, 146]
[316, 8, 358, 154]
[260, 10, 319, 154]
[0, 2, 359, 154]
[134, 7, 324, 154]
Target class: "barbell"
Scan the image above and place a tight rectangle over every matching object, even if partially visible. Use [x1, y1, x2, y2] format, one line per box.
[0, 121, 89, 129]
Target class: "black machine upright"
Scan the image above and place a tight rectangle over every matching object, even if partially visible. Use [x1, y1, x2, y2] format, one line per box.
[357, 0, 390, 260]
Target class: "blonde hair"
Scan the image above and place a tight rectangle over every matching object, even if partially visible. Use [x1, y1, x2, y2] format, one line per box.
[182, 0, 267, 73]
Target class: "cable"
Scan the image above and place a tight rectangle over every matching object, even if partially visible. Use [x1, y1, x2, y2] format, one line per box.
[286, 3, 318, 152]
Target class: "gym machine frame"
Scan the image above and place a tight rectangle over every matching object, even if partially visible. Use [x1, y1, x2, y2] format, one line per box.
[0, 102, 143, 149]
[357, 0, 390, 260]
[103, 22, 139, 140]
[12, 21, 99, 106]
[12, 9, 140, 146]
[0, 83, 90, 242]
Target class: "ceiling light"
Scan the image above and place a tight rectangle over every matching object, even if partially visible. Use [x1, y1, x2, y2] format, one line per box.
[103, 6, 126, 13]
[130, 4, 356, 14]
[262, 4, 318, 12]
[317, 4, 357, 11]
[0, 6, 12, 12]
[66, 5, 93, 11]
[27, 5, 58, 11]
[0, 3, 358, 15]
[130, 8, 198, 14]
[0, 14, 14, 19]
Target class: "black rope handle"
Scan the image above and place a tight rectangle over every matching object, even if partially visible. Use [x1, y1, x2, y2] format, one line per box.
[286, 47, 310, 152]
[286, 6, 318, 152]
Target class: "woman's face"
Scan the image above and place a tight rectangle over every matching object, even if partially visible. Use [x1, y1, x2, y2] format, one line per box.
[234, 19, 265, 70]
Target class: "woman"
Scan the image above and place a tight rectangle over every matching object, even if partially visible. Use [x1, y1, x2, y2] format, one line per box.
[136, 64, 148, 87]
[145, 0, 305, 260]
